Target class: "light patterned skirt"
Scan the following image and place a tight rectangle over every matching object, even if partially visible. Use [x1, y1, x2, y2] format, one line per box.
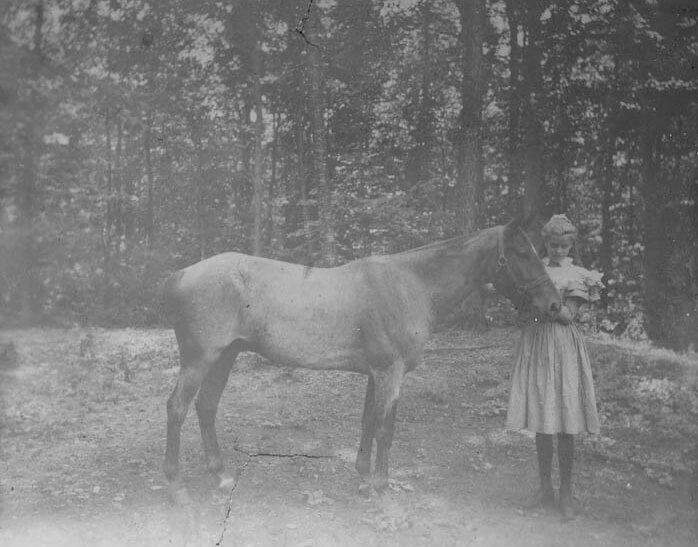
[506, 321, 600, 435]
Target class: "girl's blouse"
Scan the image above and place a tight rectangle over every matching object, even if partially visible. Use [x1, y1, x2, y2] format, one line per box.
[543, 257, 604, 303]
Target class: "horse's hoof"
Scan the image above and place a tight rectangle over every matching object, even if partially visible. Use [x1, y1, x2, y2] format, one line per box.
[373, 479, 389, 495]
[217, 473, 237, 490]
[358, 481, 373, 498]
[169, 484, 192, 506]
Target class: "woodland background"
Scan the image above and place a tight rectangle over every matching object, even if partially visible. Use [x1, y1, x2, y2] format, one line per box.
[0, 0, 696, 350]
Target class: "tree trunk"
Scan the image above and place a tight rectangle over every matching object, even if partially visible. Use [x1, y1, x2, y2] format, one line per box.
[18, 119, 39, 322]
[266, 111, 279, 249]
[406, 1, 434, 190]
[454, 0, 486, 328]
[250, 19, 265, 257]
[17, 0, 44, 322]
[143, 109, 155, 250]
[305, 10, 336, 266]
[103, 108, 114, 307]
[640, 96, 667, 345]
[505, 0, 523, 216]
[455, 0, 485, 235]
[193, 122, 207, 261]
[598, 89, 620, 309]
[521, 0, 547, 219]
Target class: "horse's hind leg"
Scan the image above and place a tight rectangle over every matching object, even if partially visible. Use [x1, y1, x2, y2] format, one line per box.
[164, 363, 205, 502]
[195, 345, 238, 488]
[371, 359, 405, 493]
[356, 375, 376, 496]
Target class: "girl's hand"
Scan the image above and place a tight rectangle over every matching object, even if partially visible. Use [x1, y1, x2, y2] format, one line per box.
[555, 297, 583, 324]
[556, 305, 573, 324]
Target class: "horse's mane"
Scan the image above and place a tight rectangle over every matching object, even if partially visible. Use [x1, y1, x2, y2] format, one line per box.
[393, 226, 492, 257]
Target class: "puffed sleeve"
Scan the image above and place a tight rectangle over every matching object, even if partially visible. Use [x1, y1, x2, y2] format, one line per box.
[565, 266, 604, 302]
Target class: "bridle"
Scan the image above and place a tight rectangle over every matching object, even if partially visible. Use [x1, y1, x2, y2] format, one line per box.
[495, 226, 551, 296]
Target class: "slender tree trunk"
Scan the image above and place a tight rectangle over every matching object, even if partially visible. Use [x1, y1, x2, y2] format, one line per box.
[114, 114, 124, 255]
[305, 10, 336, 266]
[266, 111, 279, 249]
[193, 122, 207, 260]
[521, 0, 547, 219]
[406, 0, 434, 190]
[598, 89, 620, 309]
[250, 20, 264, 256]
[455, 0, 485, 235]
[505, 0, 523, 216]
[17, 0, 44, 322]
[297, 114, 309, 236]
[143, 109, 155, 250]
[454, 0, 486, 328]
[640, 93, 667, 345]
[18, 119, 38, 322]
[103, 108, 114, 306]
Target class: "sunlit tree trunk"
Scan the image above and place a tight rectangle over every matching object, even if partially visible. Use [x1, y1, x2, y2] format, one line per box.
[306, 9, 336, 266]
[265, 111, 279, 249]
[191, 120, 207, 261]
[114, 114, 124, 249]
[143, 109, 155, 251]
[250, 21, 264, 257]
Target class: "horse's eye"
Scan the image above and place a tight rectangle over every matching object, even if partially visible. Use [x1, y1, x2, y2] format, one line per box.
[514, 248, 529, 258]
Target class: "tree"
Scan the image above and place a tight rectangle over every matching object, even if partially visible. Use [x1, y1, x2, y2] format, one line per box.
[16, 1, 45, 322]
[505, 0, 523, 216]
[302, 2, 336, 266]
[454, 0, 485, 234]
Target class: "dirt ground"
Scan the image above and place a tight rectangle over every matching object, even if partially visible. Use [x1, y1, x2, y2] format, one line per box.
[1, 327, 696, 547]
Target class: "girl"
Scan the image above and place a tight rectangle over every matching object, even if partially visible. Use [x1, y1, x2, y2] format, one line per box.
[506, 214, 604, 520]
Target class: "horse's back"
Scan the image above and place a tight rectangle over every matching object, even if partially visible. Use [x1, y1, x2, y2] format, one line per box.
[161, 252, 433, 371]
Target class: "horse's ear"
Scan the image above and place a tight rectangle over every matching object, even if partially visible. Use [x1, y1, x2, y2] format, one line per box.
[521, 212, 546, 254]
[503, 213, 523, 238]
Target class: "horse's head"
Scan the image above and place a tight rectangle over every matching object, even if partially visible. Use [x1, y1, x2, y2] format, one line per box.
[492, 215, 561, 319]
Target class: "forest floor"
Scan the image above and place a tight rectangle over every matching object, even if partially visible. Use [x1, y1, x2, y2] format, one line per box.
[1, 326, 697, 547]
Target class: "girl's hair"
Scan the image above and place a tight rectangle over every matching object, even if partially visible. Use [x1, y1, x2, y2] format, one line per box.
[542, 214, 577, 241]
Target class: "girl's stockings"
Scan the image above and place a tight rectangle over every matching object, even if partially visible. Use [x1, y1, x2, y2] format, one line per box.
[558, 433, 575, 519]
[533, 433, 554, 506]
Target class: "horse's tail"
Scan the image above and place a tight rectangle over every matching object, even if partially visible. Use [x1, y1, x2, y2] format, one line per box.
[157, 270, 185, 327]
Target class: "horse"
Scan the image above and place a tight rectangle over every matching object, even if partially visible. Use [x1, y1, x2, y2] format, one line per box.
[159, 216, 561, 501]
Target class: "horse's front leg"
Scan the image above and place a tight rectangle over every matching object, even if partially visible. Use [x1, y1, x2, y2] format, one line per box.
[371, 359, 405, 493]
[356, 375, 375, 496]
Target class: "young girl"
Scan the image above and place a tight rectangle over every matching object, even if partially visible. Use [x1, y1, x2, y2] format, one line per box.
[506, 214, 604, 520]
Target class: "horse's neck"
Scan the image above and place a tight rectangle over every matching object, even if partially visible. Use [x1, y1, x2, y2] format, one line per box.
[398, 228, 497, 317]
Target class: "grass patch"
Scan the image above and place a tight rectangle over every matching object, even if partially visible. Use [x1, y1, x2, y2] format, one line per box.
[588, 340, 698, 486]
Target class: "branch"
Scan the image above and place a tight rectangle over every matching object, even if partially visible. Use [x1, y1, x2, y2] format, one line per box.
[294, 0, 318, 48]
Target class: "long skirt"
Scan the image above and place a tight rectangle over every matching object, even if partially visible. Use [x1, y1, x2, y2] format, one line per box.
[506, 321, 600, 435]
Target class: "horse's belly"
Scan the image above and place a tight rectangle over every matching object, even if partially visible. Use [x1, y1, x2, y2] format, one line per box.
[254, 320, 365, 372]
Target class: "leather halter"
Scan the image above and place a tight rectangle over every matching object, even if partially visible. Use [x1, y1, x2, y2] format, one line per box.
[496, 226, 550, 295]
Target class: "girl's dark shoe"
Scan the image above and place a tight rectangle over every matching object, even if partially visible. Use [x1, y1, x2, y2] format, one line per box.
[559, 489, 575, 521]
[526, 485, 555, 509]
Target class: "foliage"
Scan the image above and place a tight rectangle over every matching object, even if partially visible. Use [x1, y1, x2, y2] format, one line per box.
[0, 0, 696, 349]
[590, 342, 698, 486]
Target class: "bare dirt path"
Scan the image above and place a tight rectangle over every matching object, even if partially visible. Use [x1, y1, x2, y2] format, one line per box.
[1, 327, 696, 546]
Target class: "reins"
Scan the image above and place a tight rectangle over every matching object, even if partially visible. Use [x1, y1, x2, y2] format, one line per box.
[496, 226, 550, 294]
